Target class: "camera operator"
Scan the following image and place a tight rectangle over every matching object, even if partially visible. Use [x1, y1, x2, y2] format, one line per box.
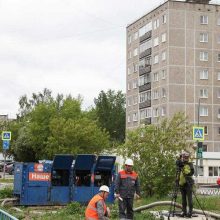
[178, 152, 194, 218]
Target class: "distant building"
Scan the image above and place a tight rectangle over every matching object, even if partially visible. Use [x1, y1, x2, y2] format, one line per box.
[126, 0, 220, 183]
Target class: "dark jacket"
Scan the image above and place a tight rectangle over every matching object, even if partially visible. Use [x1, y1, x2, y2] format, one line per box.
[115, 170, 140, 198]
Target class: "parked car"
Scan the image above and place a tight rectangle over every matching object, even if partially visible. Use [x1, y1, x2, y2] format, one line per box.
[0, 161, 13, 172]
[5, 162, 14, 175]
[217, 177, 220, 186]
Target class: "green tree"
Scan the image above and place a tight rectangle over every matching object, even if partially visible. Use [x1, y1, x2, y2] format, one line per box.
[10, 89, 110, 161]
[119, 112, 192, 197]
[94, 90, 125, 143]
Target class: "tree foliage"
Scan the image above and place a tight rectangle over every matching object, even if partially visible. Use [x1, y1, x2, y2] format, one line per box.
[119, 113, 192, 197]
[9, 89, 110, 161]
[94, 90, 125, 143]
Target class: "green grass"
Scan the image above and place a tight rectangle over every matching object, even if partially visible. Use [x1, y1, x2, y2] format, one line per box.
[0, 178, 13, 183]
[2, 195, 219, 220]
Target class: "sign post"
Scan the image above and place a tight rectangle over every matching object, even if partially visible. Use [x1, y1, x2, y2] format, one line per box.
[1, 131, 11, 179]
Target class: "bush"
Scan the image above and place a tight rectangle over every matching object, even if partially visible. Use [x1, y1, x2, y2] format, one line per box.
[0, 187, 13, 199]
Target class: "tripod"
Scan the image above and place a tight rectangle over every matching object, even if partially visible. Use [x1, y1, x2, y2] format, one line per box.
[168, 167, 208, 220]
[168, 168, 181, 219]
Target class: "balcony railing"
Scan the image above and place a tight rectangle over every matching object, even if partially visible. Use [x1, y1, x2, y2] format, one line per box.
[140, 117, 151, 125]
[139, 100, 151, 109]
[139, 65, 151, 76]
[139, 82, 151, 93]
[139, 48, 152, 59]
[139, 31, 152, 43]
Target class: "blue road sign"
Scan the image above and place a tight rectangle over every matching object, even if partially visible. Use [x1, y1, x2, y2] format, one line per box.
[3, 140, 10, 150]
[2, 131, 11, 140]
[193, 126, 204, 141]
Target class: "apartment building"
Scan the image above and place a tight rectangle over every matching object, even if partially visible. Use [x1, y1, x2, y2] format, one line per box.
[126, 0, 220, 183]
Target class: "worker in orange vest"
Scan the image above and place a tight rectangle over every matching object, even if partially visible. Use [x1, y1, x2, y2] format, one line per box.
[85, 185, 110, 220]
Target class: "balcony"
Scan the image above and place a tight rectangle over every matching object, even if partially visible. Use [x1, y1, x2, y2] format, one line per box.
[139, 31, 152, 43]
[139, 65, 151, 76]
[139, 82, 151, 93]
[139, 100, 151, 109]
[140, 117, 151, 125]
[139, 48, 152, 59]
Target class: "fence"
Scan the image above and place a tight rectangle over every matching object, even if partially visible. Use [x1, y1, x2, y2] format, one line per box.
[0, 209, 18, 220]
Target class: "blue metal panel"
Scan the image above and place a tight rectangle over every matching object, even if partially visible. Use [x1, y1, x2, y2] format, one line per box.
[93, 186, 115, 203]
[13, 163, 24, 195]
[73, 186, 93, 203]
[52, 154, 74, 170]
[50, 186, 71, 204]
[23, 187, 49, 205]
[94, 156, 116, 171]
[74, 154, 96, 170]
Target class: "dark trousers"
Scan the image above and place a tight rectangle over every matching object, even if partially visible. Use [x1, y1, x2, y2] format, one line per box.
[119, 197, 134, 220]
[180, 184, 193, 214]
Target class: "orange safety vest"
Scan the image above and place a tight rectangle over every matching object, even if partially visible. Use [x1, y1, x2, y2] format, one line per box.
[119, 170, 138, 180]
[85, 194, 107, 220]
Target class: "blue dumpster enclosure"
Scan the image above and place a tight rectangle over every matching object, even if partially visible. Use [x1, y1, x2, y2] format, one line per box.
[14, 154, 116, 206]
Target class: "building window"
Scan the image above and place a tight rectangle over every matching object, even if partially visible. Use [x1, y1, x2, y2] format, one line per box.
[153, 108, 159, 117]
[200, 88, 208, 98]
[139, 91, 151, 103]
[200, 51, 208, 61]
[127, 97, 132, 106]
[128, 35, 132, 44]
[217, 17, 220, 25]
[153, 72, 159, 82]
[202, 144, 207, 152]
[217, 89, 220, 98]
[128, 51, 132, 59]
[133, 112, 138, 121]
[140, 110, 145, 120]
[209, 167, 219, 176]
[162, 51, 166, 61]
[128, 67, 131, 75]
[146, 108, 152, 118]
[204, 126, 208, 135]
[200, 33, 208, 42]
[153, 18, 159, 29]
[162, 14, 167, 24]
[134, 31, 138, 40]
[127, 81, 131, 90]
[161, 107, 166, 116]
[200, 106, 208, 116]
[133, 96, 138, 105]
[218, 72, 220, 80]
[133, 48, 138, 57]
[153, 37, 159, 47]
[162, 88, 166, 98]
[218, 53, 220, 62]
[200, 69, 208, 79]
[133, 79, 138, 89]
[200, 15, 208, 24]
[152, 90, 159, 100]
[218, 127, 220, 135]
[128, 115, 131, 123]
[139, 40, 152, 53]
[153, 55, 159, 64]
[139, 22, 152, 37]
[162, 33, 166, 43]
[161, 69, 166, 79]
[133, 63, 138, 72]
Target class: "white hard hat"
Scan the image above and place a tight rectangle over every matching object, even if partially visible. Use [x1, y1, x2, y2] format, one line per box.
[99, 185, 109, 193]
[125, 158, 134, 166]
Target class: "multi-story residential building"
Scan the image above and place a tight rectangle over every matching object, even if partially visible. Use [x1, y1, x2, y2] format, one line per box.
[126, 0, 220, 183]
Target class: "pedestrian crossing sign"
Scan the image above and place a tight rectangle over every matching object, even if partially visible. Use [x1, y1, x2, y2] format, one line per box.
[2, 131, 11, 141]
[193, 127, 204, 141]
